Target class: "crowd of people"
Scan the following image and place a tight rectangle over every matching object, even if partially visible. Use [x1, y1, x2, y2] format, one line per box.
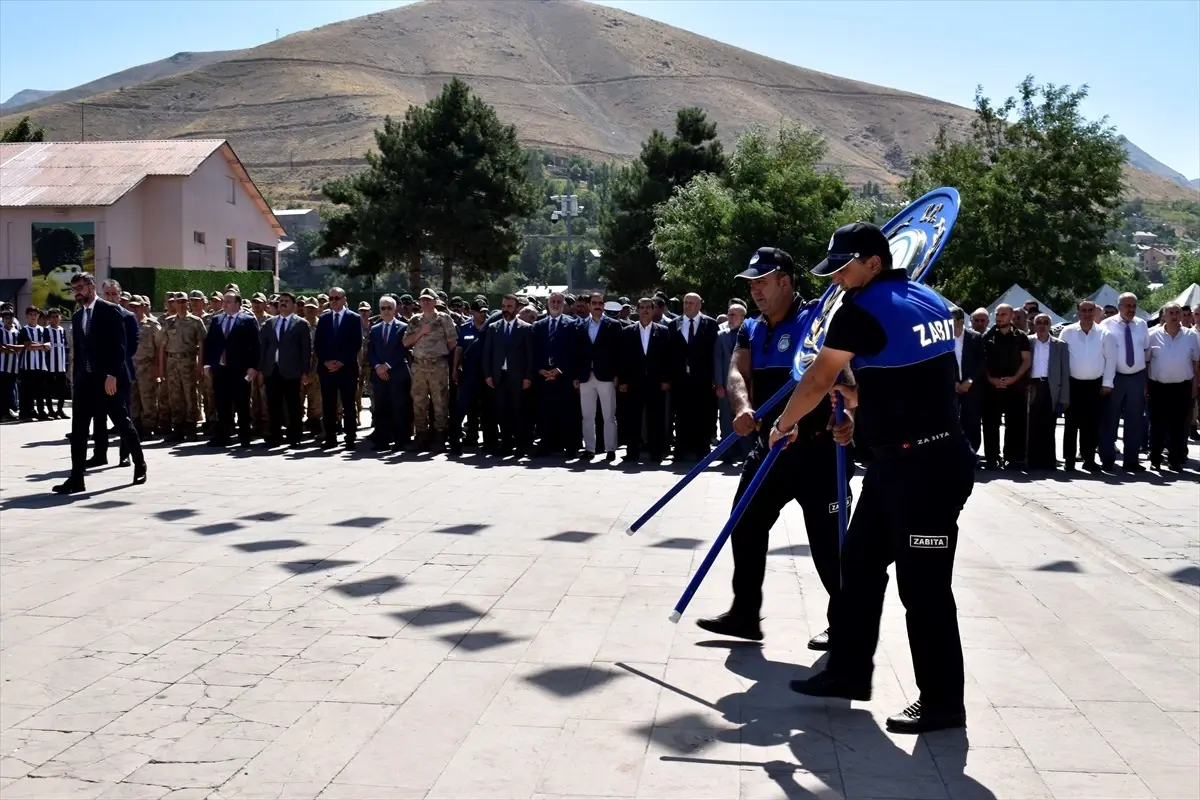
[2, 275, 1196, 478]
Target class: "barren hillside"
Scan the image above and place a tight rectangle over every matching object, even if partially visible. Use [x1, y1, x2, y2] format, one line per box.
[2, 0, 1192, 203]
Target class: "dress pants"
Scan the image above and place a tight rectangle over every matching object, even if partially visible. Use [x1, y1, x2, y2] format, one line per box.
[1063, 378, 1101, 466]
[1026, 379, 1058, 469]
[319, 368, 358, 443]
[70, 373, 143, 477]
[1148, 380, 1191, 467]
[18, 370, 45, 417]
[492, 370, 527, 453]
[957, 385, 982, 453]
[265, 372, 303, 444]
[536, 375, 574, 452]
[982, 383, 1027, 465]
[579, 374, 617, 454]
[623, 379, 666, 459]
[729, 433, 849, 627]
[673, 375, 716, 457]
[828, 438, 975, 709]
[0, 373, 17, 416]
[1100, 370, 1146, 468]
[370, 373, 411, 447]
[213, 366, 252, 444]
[717, 393, 753, 461]
[93, 389, 130, 461]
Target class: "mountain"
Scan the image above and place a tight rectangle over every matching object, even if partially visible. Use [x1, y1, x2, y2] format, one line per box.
[1119, 136, 1192, 188]
[1, 0, 1194, 204]
[1191, 178, 1200, 190]
[1, 89, 59, 113]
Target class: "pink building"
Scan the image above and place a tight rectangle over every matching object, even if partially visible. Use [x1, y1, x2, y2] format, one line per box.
[0, 140, 283, 310]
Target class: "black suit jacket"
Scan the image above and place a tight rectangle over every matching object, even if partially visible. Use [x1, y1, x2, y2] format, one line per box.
[71, 298, 130, 385]
[260, 314, 312, 380]
[669, 313, 718, 385]
[574, 315, 622, 383]
[959, 329, 985, 383]
[204, 312, 261, 374]
[313, 310, 364, 374]
[483, 318, 534, 383]
[619, 322, 671, 388]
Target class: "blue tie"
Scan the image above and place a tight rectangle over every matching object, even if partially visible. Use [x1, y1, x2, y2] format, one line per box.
[1124, 322, 1135, 368]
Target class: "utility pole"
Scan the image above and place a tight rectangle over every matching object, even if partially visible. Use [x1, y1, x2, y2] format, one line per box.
[550, 194, 582, 293]
[79, 102, 84, 141]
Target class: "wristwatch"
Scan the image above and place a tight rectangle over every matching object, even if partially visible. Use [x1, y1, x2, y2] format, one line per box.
[772, 419, 796, 437]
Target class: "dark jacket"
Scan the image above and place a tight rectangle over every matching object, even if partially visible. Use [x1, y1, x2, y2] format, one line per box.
[70, 298, 129, 384]
[260, 314, 311, 380]
[368, 318, 411, 381]
[204, 311, 261, 373]
[532, 314, 575, 376]
[959, 328, 985, 384]
[669, 313, 718, 385]
[619, 321, 671, 387]
[483, 317, 534, 383]
[574, 314, 622, 383]
[119, 306, 139, 382]
[313, 310, 363, 374]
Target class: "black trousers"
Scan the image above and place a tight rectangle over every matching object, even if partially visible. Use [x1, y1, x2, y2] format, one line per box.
[319, 368, 358, 442]
[93, 387, 130, 461]
[492, 372, 528, 452]
[453, 369, 494, 447]
[265, 372, 303, 443]
[828, 438, 975, 709]
[213, 366, 252, 444]
[958, 386, 982, 453]
[70, 373, 143, 477]
[1063, 378, 1101, 465]
[0, 372, 16, 415]
[1026, 379, 1057, 469]
[729, 434, 850, 626]
[19, 370, 45, 417]
[536, 376, 574, 452]
[623, 380, 667, 458]
[370, 374, 411, 447]
[1148, 380, 1191, 467]
[982, 383, 1027, 465]
[673, 375, 716, 456]
[45, 372, 68, 412]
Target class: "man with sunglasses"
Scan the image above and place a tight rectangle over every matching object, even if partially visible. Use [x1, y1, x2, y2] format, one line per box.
[314, 287, 364, 449]
[696, 247, 853, 653]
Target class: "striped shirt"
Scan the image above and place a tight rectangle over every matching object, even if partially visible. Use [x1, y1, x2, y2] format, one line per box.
[0, 326, 20, 374]
[19, 325, 47, 371]
[44, 326, 68, 373]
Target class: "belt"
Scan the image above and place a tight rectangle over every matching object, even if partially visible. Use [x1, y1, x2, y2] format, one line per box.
[1029, 377, 1047, 382]
[871, 429, 959, 459]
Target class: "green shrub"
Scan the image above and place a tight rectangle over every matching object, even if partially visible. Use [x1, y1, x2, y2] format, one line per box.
[110, 268, 275, 309]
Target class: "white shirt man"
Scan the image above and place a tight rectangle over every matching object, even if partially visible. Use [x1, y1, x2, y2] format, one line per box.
[639, 320, 652, 354]
[1146, 304, 1200, 468]
[1099, 295, 1151, 471]
[1101, 314, 1149, 384]
[1030, 336, 1050, 379]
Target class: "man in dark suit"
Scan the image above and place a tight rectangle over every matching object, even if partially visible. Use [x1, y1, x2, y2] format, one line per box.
[951, 306, 985, 457]
[367, 295, 411, 452]
[203, 291, 261, 447]
[483, 294, 534, 456]
[54, 273, 145, 494]
[313, 287, 364, 449]
[532, 291, 576, 455]
[669, 292, 719, 459]
[573, 291, 622, 459]
[618, 297, 671, 462]
[81, 279, 141, 467]
[259, 292, 311, 447]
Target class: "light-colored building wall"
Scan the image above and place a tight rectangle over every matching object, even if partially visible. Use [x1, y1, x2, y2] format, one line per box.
[106, 187, 145, 269]
[182, 153, 278, 272]
[139, 175, 184, 267]
[0, 206, 110, 311]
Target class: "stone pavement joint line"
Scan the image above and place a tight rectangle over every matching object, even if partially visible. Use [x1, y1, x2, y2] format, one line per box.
[1, 418, 1197, 799]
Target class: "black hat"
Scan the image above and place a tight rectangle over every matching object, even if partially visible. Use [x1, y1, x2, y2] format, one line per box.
[813, 222, 891, 276]
[471, 299, 489, 313]
[618, 296, 630, 305]
[399, 294, 414, 303]
[736, 247, 796, 280]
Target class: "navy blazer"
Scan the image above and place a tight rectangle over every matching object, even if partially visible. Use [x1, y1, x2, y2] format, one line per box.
[119, 305, 139, 382]
[574, 315, 622, 383]
[619, 322, 672, 387]
[367, 319, 410, 381]
[314, 310, 364, 373]
[204, 311, 261, 373]
[532, 314, 575, 375]
[70, 298, 129, 384]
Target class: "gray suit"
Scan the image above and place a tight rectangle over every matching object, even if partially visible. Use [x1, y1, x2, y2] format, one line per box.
[260, 314, 311, 443]
[1027, 334, 1071, 468]
[713, 323, 751, 460]
[484, 317, 534, 452]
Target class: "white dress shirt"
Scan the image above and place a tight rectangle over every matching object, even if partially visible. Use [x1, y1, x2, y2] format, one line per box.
[502, 320, 513, 370]
[1148, 326, 1200, 384]
[681, 314, 698, 343]
[639, 322, 652, 354]
[587, 316, 600, 343]
[953, 331, 964, 379]
[1059, 322, 1109, 383]
[1101, 316, 1149, 379]
[1030, 337, 1050, 379]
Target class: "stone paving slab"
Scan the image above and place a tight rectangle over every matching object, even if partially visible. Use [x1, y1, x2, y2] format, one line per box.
[1, 417, 1197, 799]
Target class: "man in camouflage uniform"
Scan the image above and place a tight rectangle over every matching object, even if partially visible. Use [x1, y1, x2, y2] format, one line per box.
[129, 297, 165, 437]
[188, 290, 214, 429]
[249, 292, 272, 437]
[301, 299, 323, 434]
[402, 287, 458, 451]
[355, 301, 373, 423]
[163, 291, 206, 441]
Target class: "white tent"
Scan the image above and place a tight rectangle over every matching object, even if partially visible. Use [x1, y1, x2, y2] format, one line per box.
[986, 284, 1066, 326]
[1170, 282, 1200, 309]
[1064, 284, 1150, 322]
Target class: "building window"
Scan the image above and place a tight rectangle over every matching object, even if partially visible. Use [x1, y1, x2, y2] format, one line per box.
[246, 242, 276, 273]
[193, 231, 206, 245]
[225, 238, 235, 269]
[227, 176, 236, 205]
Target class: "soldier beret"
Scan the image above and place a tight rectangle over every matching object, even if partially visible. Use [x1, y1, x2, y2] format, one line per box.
[224, 283, 241, 293]
[317, 293, 329, 302]
[304, 300, 318, 309]
[127, 297, 143, 307]
[120, 291, 132, 301]
[251, 292, 267, 302]
[357, 301, 371, 311]
[435, 290, 448, 300]
[419, 288, 437, 300]
[189, 290, 205, 300]
[398, 294, 414, 304]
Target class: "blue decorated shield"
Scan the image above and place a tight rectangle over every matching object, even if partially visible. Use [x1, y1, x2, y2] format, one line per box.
[791, 187, 961, 381]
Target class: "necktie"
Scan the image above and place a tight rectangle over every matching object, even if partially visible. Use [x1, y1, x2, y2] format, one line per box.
[224, 316, 232, 337]
[84, 307, 92, 336]
[333, 312, 340, 334]
[383, 322, 390, 344]
[1124, 322, 1135, 368]
[505, 322, 512, 339]
[550, 318, 556, 337]
[689, 317, 696, 342]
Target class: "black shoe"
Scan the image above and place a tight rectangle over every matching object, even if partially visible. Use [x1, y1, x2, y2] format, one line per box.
[695, 613, 763, 641]
[807, 628, 831, 651]
[344, 439, 356, 450]
[52, 478, 86, 495]
[788, 669, 871, 701]
[605, 452, 616, 462]
[1150, 461, 1162, 471]
[117, 457, 130, 468]
[321, 439, 337, 450]
[206, 439, 230, 448]
[238, 441, 253, 449]
[132, 463, 147, 485]
[885, 701, 966, 734]
[1081, 461, 1100, 472]
[84, 455, 108, 469]
[1100, 462, 1116, 472]
[1064, 462, 1077, 473]
[1123, 463, 1146, 474]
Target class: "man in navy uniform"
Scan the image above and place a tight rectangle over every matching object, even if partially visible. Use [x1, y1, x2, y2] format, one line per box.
[770, 222, 974, 734]
[697, 248, 852, 651]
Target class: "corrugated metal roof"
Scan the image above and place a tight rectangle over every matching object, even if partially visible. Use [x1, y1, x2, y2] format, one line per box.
[272, 208, 318, 216]
[0, 140, 225, 207]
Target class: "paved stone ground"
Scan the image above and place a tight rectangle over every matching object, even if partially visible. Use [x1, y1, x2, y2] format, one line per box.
[1, 416, 1197, 800]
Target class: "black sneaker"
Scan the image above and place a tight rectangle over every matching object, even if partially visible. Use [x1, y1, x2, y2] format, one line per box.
[788, 669, 871, 701]
[885, 701, 966, 734]
[807, 628, 831, 651]
[695, 613, 763, 641]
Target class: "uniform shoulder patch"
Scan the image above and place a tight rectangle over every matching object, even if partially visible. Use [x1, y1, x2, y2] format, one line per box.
[777, 333, 791, 352]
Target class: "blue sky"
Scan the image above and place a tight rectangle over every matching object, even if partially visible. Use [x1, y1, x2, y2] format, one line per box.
[1, 0, 1196, 178]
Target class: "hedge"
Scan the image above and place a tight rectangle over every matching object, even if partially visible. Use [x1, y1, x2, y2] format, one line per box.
[110, 268, 275, 310]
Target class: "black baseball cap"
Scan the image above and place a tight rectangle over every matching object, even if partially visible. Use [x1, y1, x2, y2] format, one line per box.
[736, 247, 796, 280]
[813, 222, 892, 276]
[470, 299, 489, 313]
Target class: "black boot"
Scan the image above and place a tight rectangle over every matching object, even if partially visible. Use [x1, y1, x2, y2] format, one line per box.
[788, 669, 871, 701]
[695, 612, 763, 641]
[52, 475, 86, 495]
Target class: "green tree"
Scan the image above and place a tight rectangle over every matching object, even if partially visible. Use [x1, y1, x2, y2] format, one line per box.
[903, 77, 1126, 310]
[1145, 249, 1200, 310]
[652, 125, 869, 305]
[1, 116, 45, 143]
[599, 108, 727, 294]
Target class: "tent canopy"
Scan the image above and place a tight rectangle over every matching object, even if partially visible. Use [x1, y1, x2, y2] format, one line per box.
[1169, 283, 1200, 310]
[986, 284, 1066, 326]
[1064, 284, 1150, 322]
